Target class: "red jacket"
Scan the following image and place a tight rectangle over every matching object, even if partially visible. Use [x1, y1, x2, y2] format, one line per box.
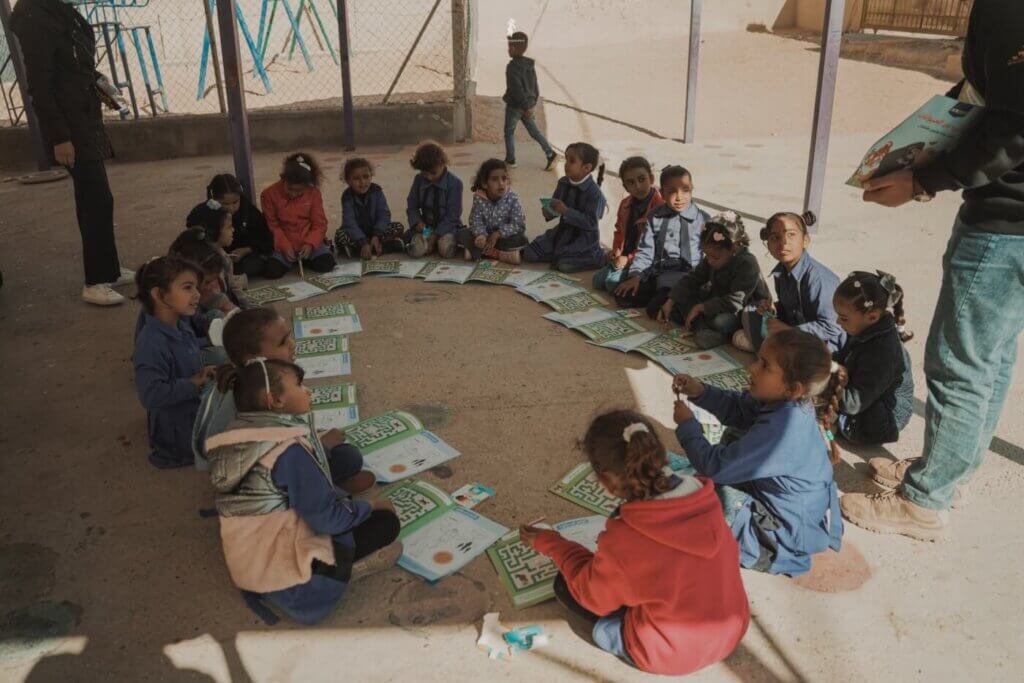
[260, 180, 328, 254]
[612, 188, 664, 265]
[534, 477, 749, 676]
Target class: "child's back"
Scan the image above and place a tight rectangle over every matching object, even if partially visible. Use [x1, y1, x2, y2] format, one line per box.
[538, 475, 749, 675]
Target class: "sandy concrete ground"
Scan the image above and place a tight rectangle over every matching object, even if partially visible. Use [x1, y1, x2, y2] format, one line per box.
[2, 5, 1023, 682]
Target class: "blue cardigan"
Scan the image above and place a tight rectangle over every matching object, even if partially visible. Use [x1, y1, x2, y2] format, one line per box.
[530, 175, 607, 258]
[770, 253, 846, 353]
[406, 169, 463, 236]
[132, 314, 203, 468]
[341, 183, 393, 243]
[675, 386, 842, 576]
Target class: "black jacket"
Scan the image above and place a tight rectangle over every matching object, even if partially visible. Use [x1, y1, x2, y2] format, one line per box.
[915, 0, 1024, 234]
[835, 313, 914, 445]
[670, 247, 771, 318]
[503, 56, 539, 110]
[186, 199, 273, 254]
[11, 0, 112, 163]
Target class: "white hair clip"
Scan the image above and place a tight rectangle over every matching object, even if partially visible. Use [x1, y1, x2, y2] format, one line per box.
[244, 356, 272, 399]
[712, 231, 725, 242]
[863, 300, 874, 308]
[206, 198, 222, 210]
[830, 361, 840, 373]
[720, 210, 738, 223]
[852, 280, 862, 288]
[622, 423, 649, 442]
[296, 156, 311, 172]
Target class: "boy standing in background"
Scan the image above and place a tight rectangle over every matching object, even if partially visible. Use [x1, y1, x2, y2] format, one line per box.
[504, 31, 558, 170]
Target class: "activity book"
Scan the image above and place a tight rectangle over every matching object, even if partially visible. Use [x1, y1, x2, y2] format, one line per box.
[293, 303, 363, 338]
[294, 335, 351, 379]
[309, 382, 359, 430]
[343, 410, 459, 483]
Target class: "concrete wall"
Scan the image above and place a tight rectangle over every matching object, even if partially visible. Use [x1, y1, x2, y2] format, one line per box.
[0, 103, 455, 172]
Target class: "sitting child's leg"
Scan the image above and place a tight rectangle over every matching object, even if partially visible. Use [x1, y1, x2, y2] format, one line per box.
[437, 232, 458, 259]
[263, 254, 292, 279]
[692, 312, 741, 349]
[555, 250, 604, 274]
[381, 223, 406, 252]
[456, 227, 481, 260]
[304, 245, 336, 272]
[351, 510, 401, 563]
[327, 444, 375, 493]
[643, 286, 672, 319]
[592, 610, 636, 667]
[333, 229, 358, 259]
[553, 574, 599, 623]
[407, 232, 436, 258]
[234, 253, 266, 277]
[522, 241, 551, 263]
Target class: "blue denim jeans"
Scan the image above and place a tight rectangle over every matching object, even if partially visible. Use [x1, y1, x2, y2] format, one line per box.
[504, 106, 554, 162]
[903, 223, 1024, 511]
[592, 264, 627, 292]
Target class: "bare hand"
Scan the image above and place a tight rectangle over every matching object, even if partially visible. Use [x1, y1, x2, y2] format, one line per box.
[672, 374, 705, 398]
[473, 189, 488, 200]
[371, 498, 396, 514]
[360, 243, 373, 260]
[674, 400, 694, 424]
[473, 235, 487, 250]
[549, 199, 567, 215]
[54, 141, 75, 168]
[319, 428, 347, 450]
[755, 299, 775, 316]
[614, 276, 640, 298]
[299, 245, 313, 260]
[414, 223, 426, 234]
[370, 236, 383, 256]
[657, 298, 674, 324]
[862, 169, 914, 208]
[485, 231, 501, 250]
[190, 366, 216, 388]
[685, 303, 705, 329]
[230, 247, 252, 261]
[612, 255, 629, 270]
[519, 524, 543, 548]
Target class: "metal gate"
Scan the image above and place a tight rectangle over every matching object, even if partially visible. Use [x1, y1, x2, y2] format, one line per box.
[861, 0, 972, 37]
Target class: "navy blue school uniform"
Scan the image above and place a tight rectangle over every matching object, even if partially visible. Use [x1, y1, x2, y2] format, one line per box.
[341, 183, 392, 244]
[405, 169, 463, 238]
[835, 312, 914, 445]
[676, 386, 843, 576]
[765, 253, 845, 353]
[133, 313, 203, 468]
[524, 175, 606, 268]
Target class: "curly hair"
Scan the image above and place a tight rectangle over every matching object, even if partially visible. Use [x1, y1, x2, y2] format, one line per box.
[281, 152, 324, 187]
[410, 141, 449, 172]
[579, 410, 675, 501]
[701, 212, 750, 249]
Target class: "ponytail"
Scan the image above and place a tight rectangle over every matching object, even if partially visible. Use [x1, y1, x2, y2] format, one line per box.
[835, 271, 913, 342]
[816, 362, 848, 465]
[760, 209, 816, 241]
[215, 363, 239, 394]
[580, 410, 673, 501]
[595, 162, 605, 187]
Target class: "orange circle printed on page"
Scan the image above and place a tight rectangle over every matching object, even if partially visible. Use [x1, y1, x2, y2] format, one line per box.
[698, 353, 713, 360]
[433, 551, 454, 565]
[390, 464, 407, 473]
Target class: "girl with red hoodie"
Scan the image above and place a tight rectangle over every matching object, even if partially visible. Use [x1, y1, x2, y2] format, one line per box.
[592, 157, 664, 293]
[260, 152, 336, 279]
[521, 410, 749, 676]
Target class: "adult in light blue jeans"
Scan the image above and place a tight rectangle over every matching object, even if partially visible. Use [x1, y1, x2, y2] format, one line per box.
[838, 0, 1024, 541]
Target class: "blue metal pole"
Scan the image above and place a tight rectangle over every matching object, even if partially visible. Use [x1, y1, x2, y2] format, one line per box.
[683, 0, 701, 143]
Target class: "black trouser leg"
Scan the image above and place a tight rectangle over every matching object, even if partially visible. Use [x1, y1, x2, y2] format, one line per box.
[306, 252, 336, 272]
[69, 160, 120, 285]
[351, 510, 401, 561]
[553, 574, 600, 623]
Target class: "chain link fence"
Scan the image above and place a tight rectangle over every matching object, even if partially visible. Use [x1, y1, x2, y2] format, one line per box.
[1, 0, 460, 127]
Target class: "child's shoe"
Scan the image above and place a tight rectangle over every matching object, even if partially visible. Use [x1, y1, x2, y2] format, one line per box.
[544, 151, 558, 171]
[350, 542, 403, 582]
[407, 233, 429, 258]
[486, 247, 522, 265]
[437, 233, 457, 259]
[82, 283, 125, 306]
[732, 329, 755, 353]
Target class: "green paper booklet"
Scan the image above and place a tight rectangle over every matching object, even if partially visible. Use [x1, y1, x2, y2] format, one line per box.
[543, 307, 618, 329]
[309, 382, 359, 430]
[343, 411, 460, 483]
[304, 274, 360, 292]
[415, 261, 441, 278]
[245, 285, 288, 306]
[362, 259, 401, 275]
[543, 290, 609, 314]
[378, 260, 432, 278]
[293, 303, 362, 338]
[700, 367, 751, 392]
[294, 335, 351, 379]
[465, 262, 516, 285]
[487, 516, 607, 608]
[576, 317, 656, 347]
[279, 280, 329, 302]
[551, 454, 695, 517]
[517, 272, 583, 302]
[424, 262, 476, 284]
[382, 479, 508, 582]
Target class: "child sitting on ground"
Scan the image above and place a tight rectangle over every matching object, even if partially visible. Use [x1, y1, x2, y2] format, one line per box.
[502, 31, 557, 170]
[457, 158, 527, 264]
[333, 158, 405, 260]
[614, 165, 707, 310]
[406, 141, 464, 259]
[174, 218, 251, 307]
[832, 270, 915, 446]
[736, 211, 844, 353]
[523, 141, 607, 273]
[205, 358, 401, 625]
[592, 156, 665, 293]
[657, 212, 770, 349]
[132, 256, 215, 469]
[261, 152, 336, 279]
[192, 308, 376, 494]
[521, 409, 749, 675]
[187, 173, 273, 278]
[673, 328, 845, 576]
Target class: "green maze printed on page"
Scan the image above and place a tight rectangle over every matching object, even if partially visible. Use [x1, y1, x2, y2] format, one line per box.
[577, 317, 647, 344]
[343, 410, 423, 453]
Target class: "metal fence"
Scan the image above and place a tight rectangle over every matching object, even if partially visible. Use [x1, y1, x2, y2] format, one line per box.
[860, 0, 972, 37]
[1, 0, 459, 126]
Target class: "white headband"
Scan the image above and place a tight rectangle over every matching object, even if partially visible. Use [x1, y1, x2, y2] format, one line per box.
[622, 423, 649, 443]
[245, 356, 272, 401]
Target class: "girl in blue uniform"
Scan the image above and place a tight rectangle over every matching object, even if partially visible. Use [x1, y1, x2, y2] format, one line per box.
[132, 256, 215, 469]
[672, 328, 845, 576]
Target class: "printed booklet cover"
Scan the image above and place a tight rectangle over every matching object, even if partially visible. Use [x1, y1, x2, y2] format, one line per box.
[343, 410, 460, 483]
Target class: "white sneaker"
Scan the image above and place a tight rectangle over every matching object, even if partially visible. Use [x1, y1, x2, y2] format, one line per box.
[82, 283, 125, 306]
[109, 267, 136, 288]
[732, 329, 755, 353]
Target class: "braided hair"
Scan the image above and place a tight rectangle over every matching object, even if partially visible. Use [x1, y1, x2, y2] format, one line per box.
[835, 270, 913, 342]
[579, 410, 675, 501]
[763, 329, 847, 464]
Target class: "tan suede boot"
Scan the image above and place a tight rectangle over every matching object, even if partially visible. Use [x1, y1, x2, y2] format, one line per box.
[840, 490, 947, 542]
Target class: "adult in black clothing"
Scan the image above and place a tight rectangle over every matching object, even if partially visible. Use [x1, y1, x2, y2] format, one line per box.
[11, 0, 130, 306]
[841, 0, 1024, 541]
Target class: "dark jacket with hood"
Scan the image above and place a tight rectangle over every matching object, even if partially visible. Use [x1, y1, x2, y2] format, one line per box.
[503, 56, 540, 110]
[186, 198, 274, 255]
[11, 0, 112, 162]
